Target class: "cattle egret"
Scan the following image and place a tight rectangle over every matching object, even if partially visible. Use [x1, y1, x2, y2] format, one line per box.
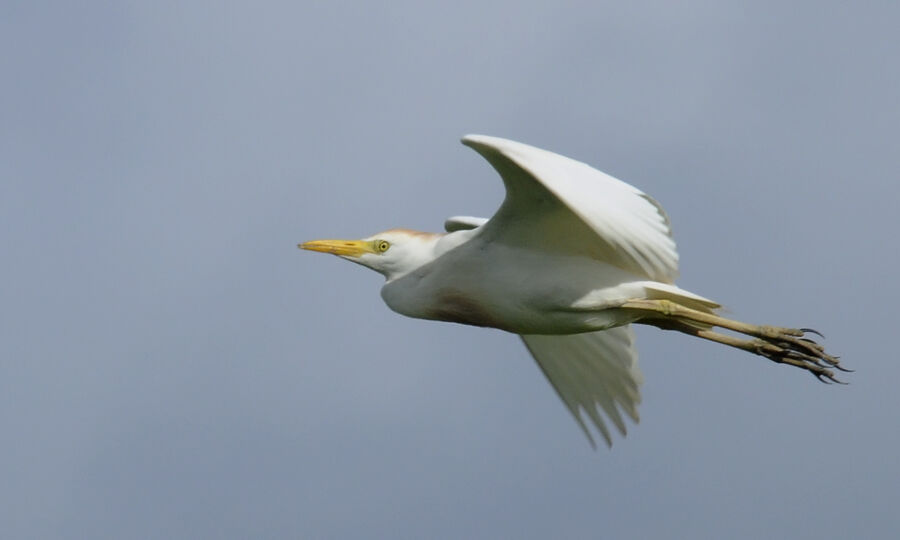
[300, 135, 846, 447]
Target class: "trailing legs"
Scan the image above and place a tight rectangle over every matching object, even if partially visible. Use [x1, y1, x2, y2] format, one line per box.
[621, 299, 848, 383]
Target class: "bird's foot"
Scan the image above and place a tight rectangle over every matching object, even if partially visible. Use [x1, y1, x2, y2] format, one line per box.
[750, 327, 847, 384]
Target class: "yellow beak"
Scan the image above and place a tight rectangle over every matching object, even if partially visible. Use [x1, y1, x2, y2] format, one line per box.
[298, 239, 374, 257]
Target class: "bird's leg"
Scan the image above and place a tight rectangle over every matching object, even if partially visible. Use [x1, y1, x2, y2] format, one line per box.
[621, 299, 847, 383]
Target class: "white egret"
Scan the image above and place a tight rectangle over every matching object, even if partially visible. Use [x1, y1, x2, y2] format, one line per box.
[300, 135, 845, 447]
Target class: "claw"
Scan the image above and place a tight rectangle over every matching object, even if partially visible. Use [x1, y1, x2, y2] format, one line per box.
[785, 349, 827, 368]
[815, 369, 847, 384]
[800, 328, 825, 338]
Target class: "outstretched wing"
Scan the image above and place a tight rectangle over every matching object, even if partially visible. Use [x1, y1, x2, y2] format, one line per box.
[520, 326, 643, 448]
[462, 135, 678, 282]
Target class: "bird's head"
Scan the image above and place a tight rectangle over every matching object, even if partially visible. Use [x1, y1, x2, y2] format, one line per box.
[299, 229, 440, 280]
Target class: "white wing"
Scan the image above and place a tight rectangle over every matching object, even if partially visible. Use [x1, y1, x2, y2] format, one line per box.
[521, 326, 642, 448]
[462, 134, 678, 282]
[444, 215, 489, 232]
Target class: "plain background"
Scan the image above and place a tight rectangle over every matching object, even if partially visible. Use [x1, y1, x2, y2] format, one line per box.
[2, 1, 898, 538]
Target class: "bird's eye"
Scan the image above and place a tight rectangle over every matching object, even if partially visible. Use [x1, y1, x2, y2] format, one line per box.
[374, 240, 391, 253]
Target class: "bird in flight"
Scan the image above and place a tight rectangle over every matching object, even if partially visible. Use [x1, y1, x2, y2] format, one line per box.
[300, 135, 846, 448]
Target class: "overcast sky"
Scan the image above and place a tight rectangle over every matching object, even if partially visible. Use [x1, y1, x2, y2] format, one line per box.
[2, 1, 899, 538]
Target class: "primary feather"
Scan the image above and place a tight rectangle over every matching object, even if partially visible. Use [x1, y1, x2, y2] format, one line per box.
[521, 326, 642, 448]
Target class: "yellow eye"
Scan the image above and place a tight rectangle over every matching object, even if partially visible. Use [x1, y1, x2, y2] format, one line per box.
[374, 239, 390, 253]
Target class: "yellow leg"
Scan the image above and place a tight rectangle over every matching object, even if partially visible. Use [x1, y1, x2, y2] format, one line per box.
[622, 299, 847, 383]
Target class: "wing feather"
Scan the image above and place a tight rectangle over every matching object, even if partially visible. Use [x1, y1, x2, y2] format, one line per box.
[520, 326, 642, 448]
[462, 134, 679, 282]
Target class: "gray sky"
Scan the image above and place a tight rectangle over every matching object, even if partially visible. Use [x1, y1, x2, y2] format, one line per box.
[2, 1, 899, 538]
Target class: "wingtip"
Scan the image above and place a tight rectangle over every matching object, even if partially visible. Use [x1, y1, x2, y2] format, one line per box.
[461, 134, 538, 163]
[460, 133, 493, 148]
[461, 133, 524, 149]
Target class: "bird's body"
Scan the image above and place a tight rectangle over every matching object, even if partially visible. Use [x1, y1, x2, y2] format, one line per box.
[300, 135, 845, 447]
[380, 229, 638, 333]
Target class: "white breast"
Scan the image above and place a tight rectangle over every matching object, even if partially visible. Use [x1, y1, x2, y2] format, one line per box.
[381, 239, 648, 334]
